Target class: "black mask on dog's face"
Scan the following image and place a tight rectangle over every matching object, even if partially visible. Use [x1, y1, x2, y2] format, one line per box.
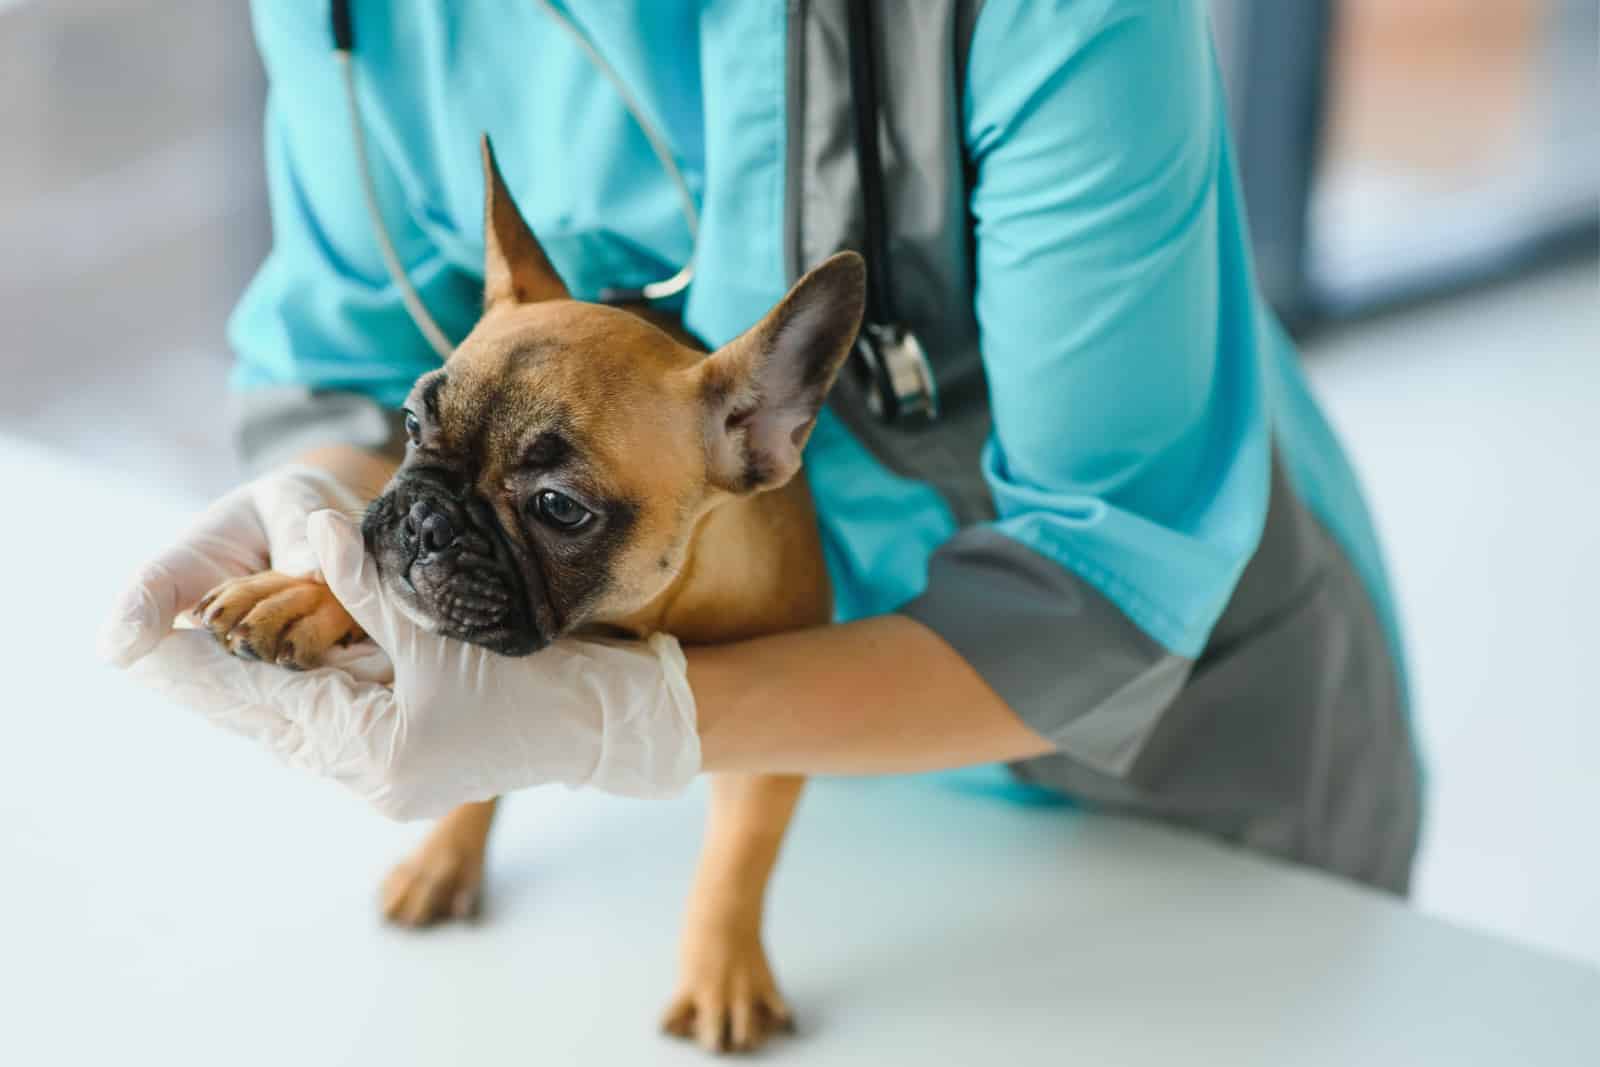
[362, 463, 551, 655]
[361, 137, 864, 656]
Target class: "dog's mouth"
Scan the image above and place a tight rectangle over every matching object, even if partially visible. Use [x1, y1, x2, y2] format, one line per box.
[362, 475, 551, 656]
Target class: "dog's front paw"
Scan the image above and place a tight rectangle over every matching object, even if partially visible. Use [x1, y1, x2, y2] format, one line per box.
[195, 571, 362, 669]
[381, 838, 486, 927]
[661, 917, 794, 1054]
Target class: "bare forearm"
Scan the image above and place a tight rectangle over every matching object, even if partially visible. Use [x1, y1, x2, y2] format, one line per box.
[690, 614, 1053, 775]
[288, 448, 1043, 777]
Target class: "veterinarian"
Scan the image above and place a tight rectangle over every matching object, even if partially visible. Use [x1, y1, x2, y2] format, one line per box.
[100, 1, 1423, 893]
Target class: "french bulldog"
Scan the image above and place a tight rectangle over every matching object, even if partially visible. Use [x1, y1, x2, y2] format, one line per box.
[194, 136, 864, 1054]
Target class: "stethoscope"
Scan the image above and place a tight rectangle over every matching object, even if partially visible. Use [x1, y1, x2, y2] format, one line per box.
[330, 0, 938, 423]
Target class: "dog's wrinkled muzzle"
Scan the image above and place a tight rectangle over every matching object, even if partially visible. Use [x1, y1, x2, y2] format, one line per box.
[363, 474, 548, 655]
[400, 499, 458, 561]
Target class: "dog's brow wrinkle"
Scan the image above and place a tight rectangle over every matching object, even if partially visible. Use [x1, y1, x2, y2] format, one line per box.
[421, 374, 448, 421]
[522, 431, 569, 469]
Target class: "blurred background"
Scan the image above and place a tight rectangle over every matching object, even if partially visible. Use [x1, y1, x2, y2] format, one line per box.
[1, 0, 1595, 966]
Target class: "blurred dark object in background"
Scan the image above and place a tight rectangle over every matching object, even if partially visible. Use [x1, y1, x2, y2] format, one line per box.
[1210, 0, 1599, 333]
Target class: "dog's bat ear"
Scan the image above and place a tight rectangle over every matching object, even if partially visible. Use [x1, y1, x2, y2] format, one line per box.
[698, 251, 866, 494]
[481, 133, 570, 309]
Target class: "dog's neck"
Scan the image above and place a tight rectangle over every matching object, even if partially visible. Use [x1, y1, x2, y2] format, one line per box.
[607, 474, 832, 645]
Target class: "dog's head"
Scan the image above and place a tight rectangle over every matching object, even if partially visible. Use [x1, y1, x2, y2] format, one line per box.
[362, 137, 864, 654]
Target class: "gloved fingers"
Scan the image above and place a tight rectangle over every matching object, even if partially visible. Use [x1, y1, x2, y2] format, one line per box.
[128, 629, 306, 752]
[255, 467, 368, 578]
[99, 468, 368, 668]
[131, 629, 401, 775]
[97, 497, 270, 669]
[308, 509, 407, 649]
[320, 640, 396, 685]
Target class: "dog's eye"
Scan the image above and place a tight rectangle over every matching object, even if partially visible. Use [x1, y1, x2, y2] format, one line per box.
[531, 490, 593, 531]
[403, 410, 422, 444]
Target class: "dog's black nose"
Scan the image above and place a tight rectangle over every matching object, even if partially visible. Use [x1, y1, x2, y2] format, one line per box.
[421, 511, 455, 553]
[403, 501, 456, 555]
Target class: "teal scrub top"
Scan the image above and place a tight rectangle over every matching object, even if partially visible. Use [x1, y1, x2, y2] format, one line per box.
[228, 0, 1405, 683]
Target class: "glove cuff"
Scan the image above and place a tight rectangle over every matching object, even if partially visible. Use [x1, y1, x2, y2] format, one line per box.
[586, 633, 700, 798]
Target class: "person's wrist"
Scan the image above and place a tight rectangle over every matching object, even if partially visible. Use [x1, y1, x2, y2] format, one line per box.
[685, 640, 759, 775]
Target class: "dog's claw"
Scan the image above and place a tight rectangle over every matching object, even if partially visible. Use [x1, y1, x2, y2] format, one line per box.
[661, 926, 792, 1055]
[381, 843, 486, 928]
[196, 572, 363, 670]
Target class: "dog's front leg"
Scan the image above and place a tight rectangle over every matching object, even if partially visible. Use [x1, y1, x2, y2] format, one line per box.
[381, 798, 499, 924]
[662, 773, 803, 1054]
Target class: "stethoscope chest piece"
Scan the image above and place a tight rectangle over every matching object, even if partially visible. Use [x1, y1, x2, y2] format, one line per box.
[852, 321, 939, 424]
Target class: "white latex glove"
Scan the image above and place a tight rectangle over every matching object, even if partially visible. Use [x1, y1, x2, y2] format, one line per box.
[97, 465, 366, 668]
[123, 510, 700, 820]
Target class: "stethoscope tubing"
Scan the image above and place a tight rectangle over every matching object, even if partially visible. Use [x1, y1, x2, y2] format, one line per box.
[329, 0, 936, 423]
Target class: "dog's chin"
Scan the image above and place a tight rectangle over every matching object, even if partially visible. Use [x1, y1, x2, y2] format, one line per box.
[438, 612, 548, 657]
[381, 575, 548, 656]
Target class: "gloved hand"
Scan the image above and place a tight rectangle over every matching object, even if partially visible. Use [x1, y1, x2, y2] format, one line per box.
[121, 510, 700, 819]
[97, 465, 366, 668]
